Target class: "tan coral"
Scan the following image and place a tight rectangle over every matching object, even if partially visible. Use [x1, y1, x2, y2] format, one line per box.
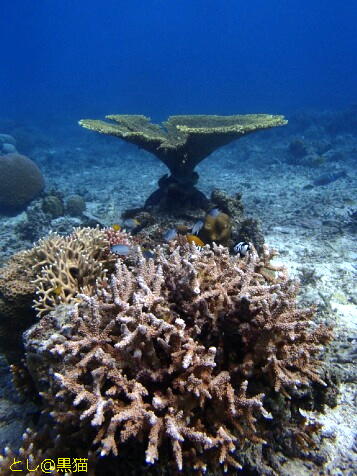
[32, 227, 110, 317]
[198, 212, 232, 245]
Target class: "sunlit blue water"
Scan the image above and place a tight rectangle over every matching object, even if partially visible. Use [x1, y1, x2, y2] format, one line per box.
[1, 0, 356, 123]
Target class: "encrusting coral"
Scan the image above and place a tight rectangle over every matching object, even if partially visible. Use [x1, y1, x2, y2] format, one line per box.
[6, 237, 332, 475]
[79, 114, 287, 210]
[0, 250, 37, 362]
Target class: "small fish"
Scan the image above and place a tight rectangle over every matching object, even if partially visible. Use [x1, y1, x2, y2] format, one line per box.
[191, 220, 204, 235]
[122, 218, 140, 230]
[207, 208, 221, 217]
[142, 248, 156, 259]
[163, 228, 178, 242]
[186, 234, 205, 247]
[313, 171, 346, 186]
[53, 285, 63, 296]
[112, 224, 121, 231]
[233, 242, 250, 257]
[110, 244, 132, 256]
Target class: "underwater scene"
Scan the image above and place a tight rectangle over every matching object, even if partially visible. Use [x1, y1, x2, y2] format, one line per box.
[0, 1, 356, 475]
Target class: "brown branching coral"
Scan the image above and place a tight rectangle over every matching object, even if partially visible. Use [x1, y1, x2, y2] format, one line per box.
[21, 241, 332, 474]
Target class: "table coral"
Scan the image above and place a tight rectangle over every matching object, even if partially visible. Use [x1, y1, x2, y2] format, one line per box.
[20, 240, 332, 474]
[79, 114, 287, 211]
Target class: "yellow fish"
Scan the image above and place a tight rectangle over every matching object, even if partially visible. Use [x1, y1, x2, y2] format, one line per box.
[53, 285, 63, 296]
[186, 234, 205, 247]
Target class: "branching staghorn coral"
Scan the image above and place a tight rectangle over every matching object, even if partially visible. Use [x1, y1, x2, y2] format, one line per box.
[22, 241, 332, 474]
[32, 227, 111, 316]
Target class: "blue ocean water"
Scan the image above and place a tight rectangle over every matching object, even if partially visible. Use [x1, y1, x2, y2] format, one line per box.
[1, 0, 357, 122]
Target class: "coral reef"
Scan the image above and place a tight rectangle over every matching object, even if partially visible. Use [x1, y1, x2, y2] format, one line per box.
[0, 251, 37, 363]
[16, 201, 55, 243]
[41, 195, 64, 218]
[0, 153, 45, 214]
[31, 228, 109, 317]
[0, 227, 118, 362]
[0, 123, 50, 156]
[65, 195, 86, 216]
[122, 188, 264, 254]
[198, 211, 232, 245]
[209, 189, 265, 252]
[79, 114, 287, 211]
[16, 194, 93, 243]
[1, 235, 332, 475]
[209, 189, 244, 218]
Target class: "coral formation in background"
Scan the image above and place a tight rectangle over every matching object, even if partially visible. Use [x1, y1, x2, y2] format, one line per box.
[0, 153, 44, 214]
[15, 192, 90, 245]
[0, 228, 333, 474]
[41, 194, 64, 218]
[123, 188, 265, 254]
[79, 114, 287, 211]
[65, 194, 86, 216]
[0, 133, 17, 154]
